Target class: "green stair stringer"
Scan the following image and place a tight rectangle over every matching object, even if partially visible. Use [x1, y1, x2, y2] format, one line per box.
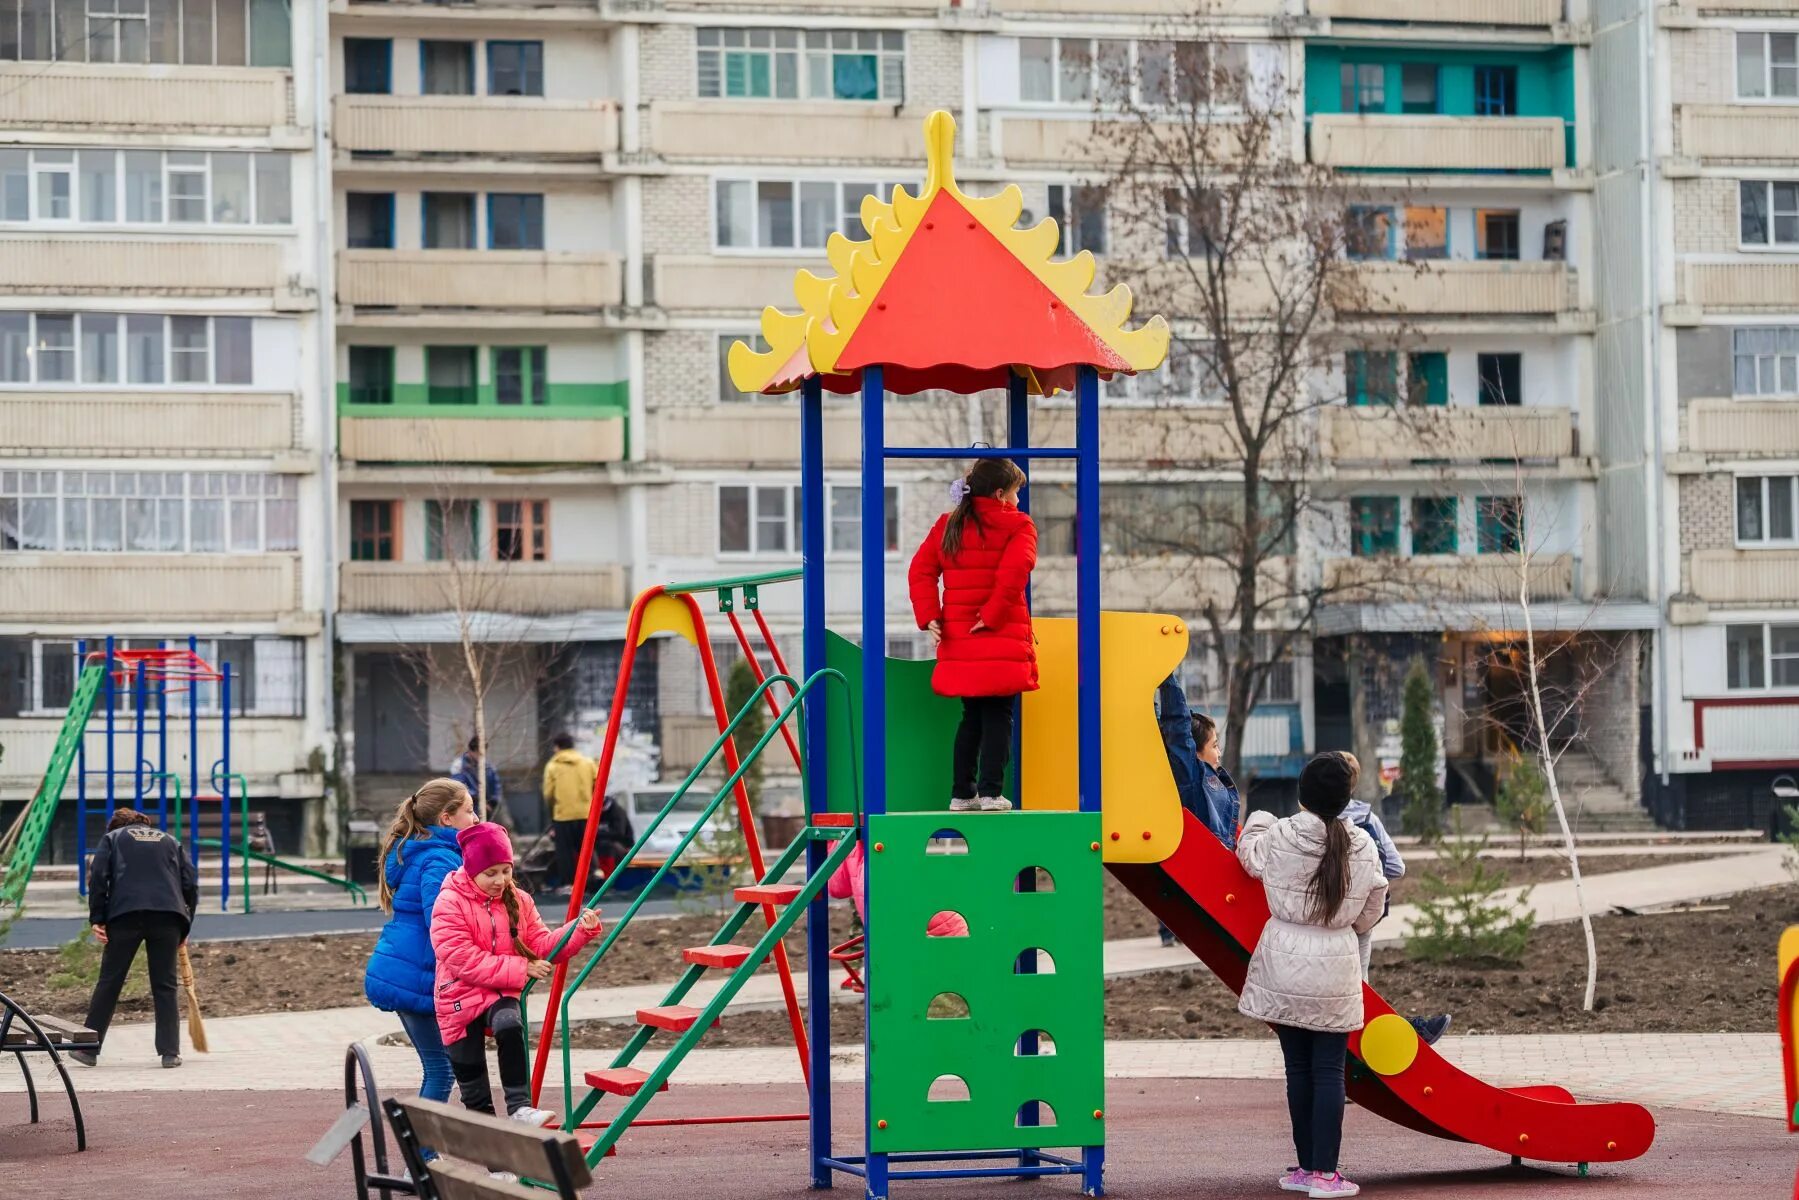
[1, 661, 105, 908]
[569, 829, 859, 1167]
[866, 809, 1105, 1155]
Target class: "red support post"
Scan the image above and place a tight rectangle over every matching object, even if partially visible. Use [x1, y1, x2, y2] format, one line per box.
[725, 610, 803, 771]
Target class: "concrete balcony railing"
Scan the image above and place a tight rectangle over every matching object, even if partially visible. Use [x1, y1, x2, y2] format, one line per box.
[1309, 114, 1566, 173]
[334, 96, 619, 156]
[1678, 106, 1799, 161]
[339, 415, 625, 464]
[0, 237, 287, 297]
[1690, 549, 1799, 604]
[337, 250, 622, 310]
[649, 101, 925, 163]
[1034, 406, 1248, 462]
[339, 562, 628, 615]
[1685, 399, 1799, 456]
[1325, 553, 1576, 601]
[1325, 406, 1575, 462]
[994, 0, 1283, 12]
[647, 405, 951, 467]
[998, 117, 1247, 167]
[1032, 557, 1294, 614]
[651, 255, 818, 312]
[0, 555, 300, 622]
[1684, 262, 1799, 311]
[1310, 0, 1563, 22]
[1338, 261, 1574, 317]
[0, 718, 311, 798]
[2, 393, 295, 455]
[0, 63, 290, 133]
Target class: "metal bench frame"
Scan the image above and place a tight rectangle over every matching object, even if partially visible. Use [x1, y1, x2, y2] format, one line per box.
[1, 987, 97, 1151]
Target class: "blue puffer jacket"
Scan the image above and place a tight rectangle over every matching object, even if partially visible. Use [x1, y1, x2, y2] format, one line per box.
[364, 825, 462, 1014]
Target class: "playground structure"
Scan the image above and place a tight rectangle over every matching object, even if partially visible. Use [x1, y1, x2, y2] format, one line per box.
[0, 637, 366, 913]
[1779, 927, 1799, 1196]
[503, 110, 1658, 1198]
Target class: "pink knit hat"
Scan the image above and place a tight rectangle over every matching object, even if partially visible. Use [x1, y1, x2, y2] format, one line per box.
[457, 822, 513, 878]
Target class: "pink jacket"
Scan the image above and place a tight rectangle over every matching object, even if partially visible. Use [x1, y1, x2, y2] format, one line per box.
[827, 841, 970, 938]
[430, 867, 598, 1043]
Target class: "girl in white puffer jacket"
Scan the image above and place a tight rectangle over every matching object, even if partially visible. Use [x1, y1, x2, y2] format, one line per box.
[1237, 752, 1388, 1199]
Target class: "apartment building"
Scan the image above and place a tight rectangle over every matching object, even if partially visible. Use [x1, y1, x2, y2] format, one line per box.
[0, 0, 334, 856]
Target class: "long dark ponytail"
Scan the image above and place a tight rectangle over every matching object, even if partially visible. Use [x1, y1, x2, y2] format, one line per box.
[942, 457, 1027, 558]
[1309, 819, 1352, 923]
[1297, 751, 1357, 923]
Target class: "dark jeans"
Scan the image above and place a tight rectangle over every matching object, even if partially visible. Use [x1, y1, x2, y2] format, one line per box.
[1273, 1024, 1349, 1175]
[550, 819, 587, 891]
[952, 695, 1015, 800]
[445, 997, 531, 1116]
[85, 910, 184, 1058]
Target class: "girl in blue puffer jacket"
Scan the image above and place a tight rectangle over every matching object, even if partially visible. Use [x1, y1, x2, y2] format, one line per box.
[365, 778, 475, 1102]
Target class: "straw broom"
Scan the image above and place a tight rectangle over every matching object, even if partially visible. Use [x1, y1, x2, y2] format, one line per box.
[177, 944, 209, 1052]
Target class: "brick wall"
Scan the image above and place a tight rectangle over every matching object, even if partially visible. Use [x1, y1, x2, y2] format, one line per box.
[1578, 631, 1641, 803]
[645, 328, 725, 412]
[906, 29, 964, 112]
[1669, 28, 1736, 108]
[636, 21, 693, 145]
[1670, 177, 1742, 255]
[642, 175, 711, 258]
[1677, 472, 1736, 589]
[646, 481, 720, 558]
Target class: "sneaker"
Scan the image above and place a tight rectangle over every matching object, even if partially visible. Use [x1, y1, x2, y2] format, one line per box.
[949, 796, 981, 812]
[66, 1050, 97, 1067]
[976, 795, 1014, 812]
[489, 1171, 520, 1183]
[1279, 1167, 1315, 1192]
[1160, 932, 1177, 948]
[508, 1105, 558, 1128]
[1411, 1013, 1451, 1045]
[161, 1054, 182, 1069]
[1308, 1173, 1360, 1198]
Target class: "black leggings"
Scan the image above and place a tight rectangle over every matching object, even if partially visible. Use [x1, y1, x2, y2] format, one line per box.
[445, 997, 531, 1116]
[952, 695, 1014, 800]
[1274, 1024, 1349, 1175]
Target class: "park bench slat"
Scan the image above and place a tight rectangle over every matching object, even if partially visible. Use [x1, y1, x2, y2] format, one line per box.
[32, 1016, 98, 1043]
[424, 1159, 549, 1200]
[394, 1097, 591, 1190]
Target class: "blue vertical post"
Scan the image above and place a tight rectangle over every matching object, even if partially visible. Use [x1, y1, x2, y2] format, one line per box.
[76, 640, 89, 897]
[103, 636, 115, 819]
[220, 662, 233, 913]
[1006, 371, 1041, 1160]
[859, 363, 888, 1200]
[132, 661, 147, 815]
[1075, 364, 1105, 1198]
[800, 374, 834, 1190]
[156, 640, 169, 830]
[188, 636, 200, 866]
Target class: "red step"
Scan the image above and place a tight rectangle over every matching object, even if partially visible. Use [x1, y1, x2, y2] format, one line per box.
[585, 1067, 670, 1097]
[636, 1004, 716, 1033]
[571, 1132, 619, 1158]
[811, 812, 856, 828]
[683, 944, 754, 969]
[735, 883, 803, 905]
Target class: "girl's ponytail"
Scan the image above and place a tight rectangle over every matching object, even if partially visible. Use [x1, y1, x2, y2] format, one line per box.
[376, 778, 473, 913]
[1309, 817, 1352, 924]
[941, 456, 1027, 558]
[500, 881, 540, 962]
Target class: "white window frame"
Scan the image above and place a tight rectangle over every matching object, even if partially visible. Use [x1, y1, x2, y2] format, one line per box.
[711, 176, 912, 254]
[1724, 621, 1799, 692]
[1047, 182, 1107, 257]
[715, 481, 900, 559]
[1735, 473, 1799, 547]
[0, 469, 298, 555]
[0, 312, 258, 390]
[1732, 326, 1799, 399]
[1736, 30, 1799, 102]
[696, 27, 905, 104]
[24, 635, 305, 718]
[1017, 37, 1247, 112]
[1739, 179, 1799, 249]
[0, 148, 291, 230]
[1098, 337, 1224, 408]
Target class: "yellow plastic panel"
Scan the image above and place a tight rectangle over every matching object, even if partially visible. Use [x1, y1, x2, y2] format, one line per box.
[637, 593, 698, 647]
[1020, 612, 1187, 864]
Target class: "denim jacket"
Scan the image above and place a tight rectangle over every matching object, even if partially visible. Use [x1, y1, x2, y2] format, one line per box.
[1155, 676, 1238, 850]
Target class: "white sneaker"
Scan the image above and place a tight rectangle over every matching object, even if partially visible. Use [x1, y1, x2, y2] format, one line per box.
[949, 796, 981, 812]
[508, 1105, 558, 1128]
[489, 1171, 520, 1183]
[977, 795, 1013, 812]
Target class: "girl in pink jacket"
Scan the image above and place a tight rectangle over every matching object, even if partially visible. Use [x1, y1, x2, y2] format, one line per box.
[430, 822, 600, 1126]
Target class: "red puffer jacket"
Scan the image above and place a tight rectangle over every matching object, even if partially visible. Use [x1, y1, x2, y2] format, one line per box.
[908, 496, 1039, 697]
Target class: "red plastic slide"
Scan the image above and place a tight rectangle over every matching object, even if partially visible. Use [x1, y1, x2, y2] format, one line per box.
[1110, 811, 1656, 1165]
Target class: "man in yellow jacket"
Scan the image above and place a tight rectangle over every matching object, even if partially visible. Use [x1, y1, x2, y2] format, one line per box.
[542, 731, 598, 895]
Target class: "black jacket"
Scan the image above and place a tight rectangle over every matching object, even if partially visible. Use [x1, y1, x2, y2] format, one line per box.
[88, 825, 199, 933]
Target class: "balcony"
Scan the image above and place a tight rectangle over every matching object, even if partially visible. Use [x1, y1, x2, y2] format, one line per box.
[0, 237, 285, 297]
[647, 406, 950, 467]
[1689, 549, 1799, 605]
[651, 255, 818, 312]
[339, 562, 628, 615]
[0, 718, 310, 799]
[0, 63, 290, 134]
[2, 393, 295, 455]
[1326, 553, 1575, 601]
[648, 102, 924, 163]
[1685, 399, 1799, 456]
[1325, 406, 1575, 462]
[1683, 262, 1799, 311]
[1338, 262, 1573, 317]
[1309, 114, 1566, 173]
[994, 0, 1283, 12]
[337, 250, 622, 310]
[1678, 107, 1799, 162]
[339, 414, 625, 464]
[1034, 406, 1247, 463]
[1310, 0, 1563, 22]
[334, 96, 619, 157]
[1032, 557, 1295, 614]
[0, 555, 300, 622]
[998, 117, 1243, 168]
[1692, 698, 1799, 768]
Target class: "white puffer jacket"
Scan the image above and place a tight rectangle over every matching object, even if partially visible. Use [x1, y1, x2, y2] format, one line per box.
[1236, 809, 1388, 1033]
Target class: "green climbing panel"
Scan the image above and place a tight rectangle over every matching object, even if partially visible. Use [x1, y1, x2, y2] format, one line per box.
[2, 661, 104, 907]
[823, 631, 1015, 815]
[865, 810, 1104, 1155]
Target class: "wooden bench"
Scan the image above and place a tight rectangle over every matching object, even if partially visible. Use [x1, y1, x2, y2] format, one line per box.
[1, 989, 99, 1151]
[383, 1097, 592, 1200]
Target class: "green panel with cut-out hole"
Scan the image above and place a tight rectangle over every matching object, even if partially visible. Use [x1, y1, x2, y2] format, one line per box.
[865, 810, 1104, 1154]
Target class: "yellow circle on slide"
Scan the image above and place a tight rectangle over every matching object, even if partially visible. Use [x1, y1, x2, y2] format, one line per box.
[1361, 1014, 1421, 1077]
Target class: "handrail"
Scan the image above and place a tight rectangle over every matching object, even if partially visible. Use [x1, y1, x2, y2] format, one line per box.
[525, 666, 859, 1119]
[210, 770, 254, 913]
[662, 569, 803, 596]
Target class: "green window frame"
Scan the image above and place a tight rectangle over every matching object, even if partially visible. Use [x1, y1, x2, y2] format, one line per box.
[1476, 495, 1525, 554]
[425, 345, 479, 406]
[1346, 351, 1399, 406]
[1350, 496, 1401, 557]
[347, 346, 394, 406]
[493, 346, 547, 407]
[1410, 496, 1458, 555]
[1407, 352, 1449, 406]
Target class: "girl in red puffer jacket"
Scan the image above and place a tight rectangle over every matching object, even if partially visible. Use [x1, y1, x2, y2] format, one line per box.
[907, 457, 1037, 813]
